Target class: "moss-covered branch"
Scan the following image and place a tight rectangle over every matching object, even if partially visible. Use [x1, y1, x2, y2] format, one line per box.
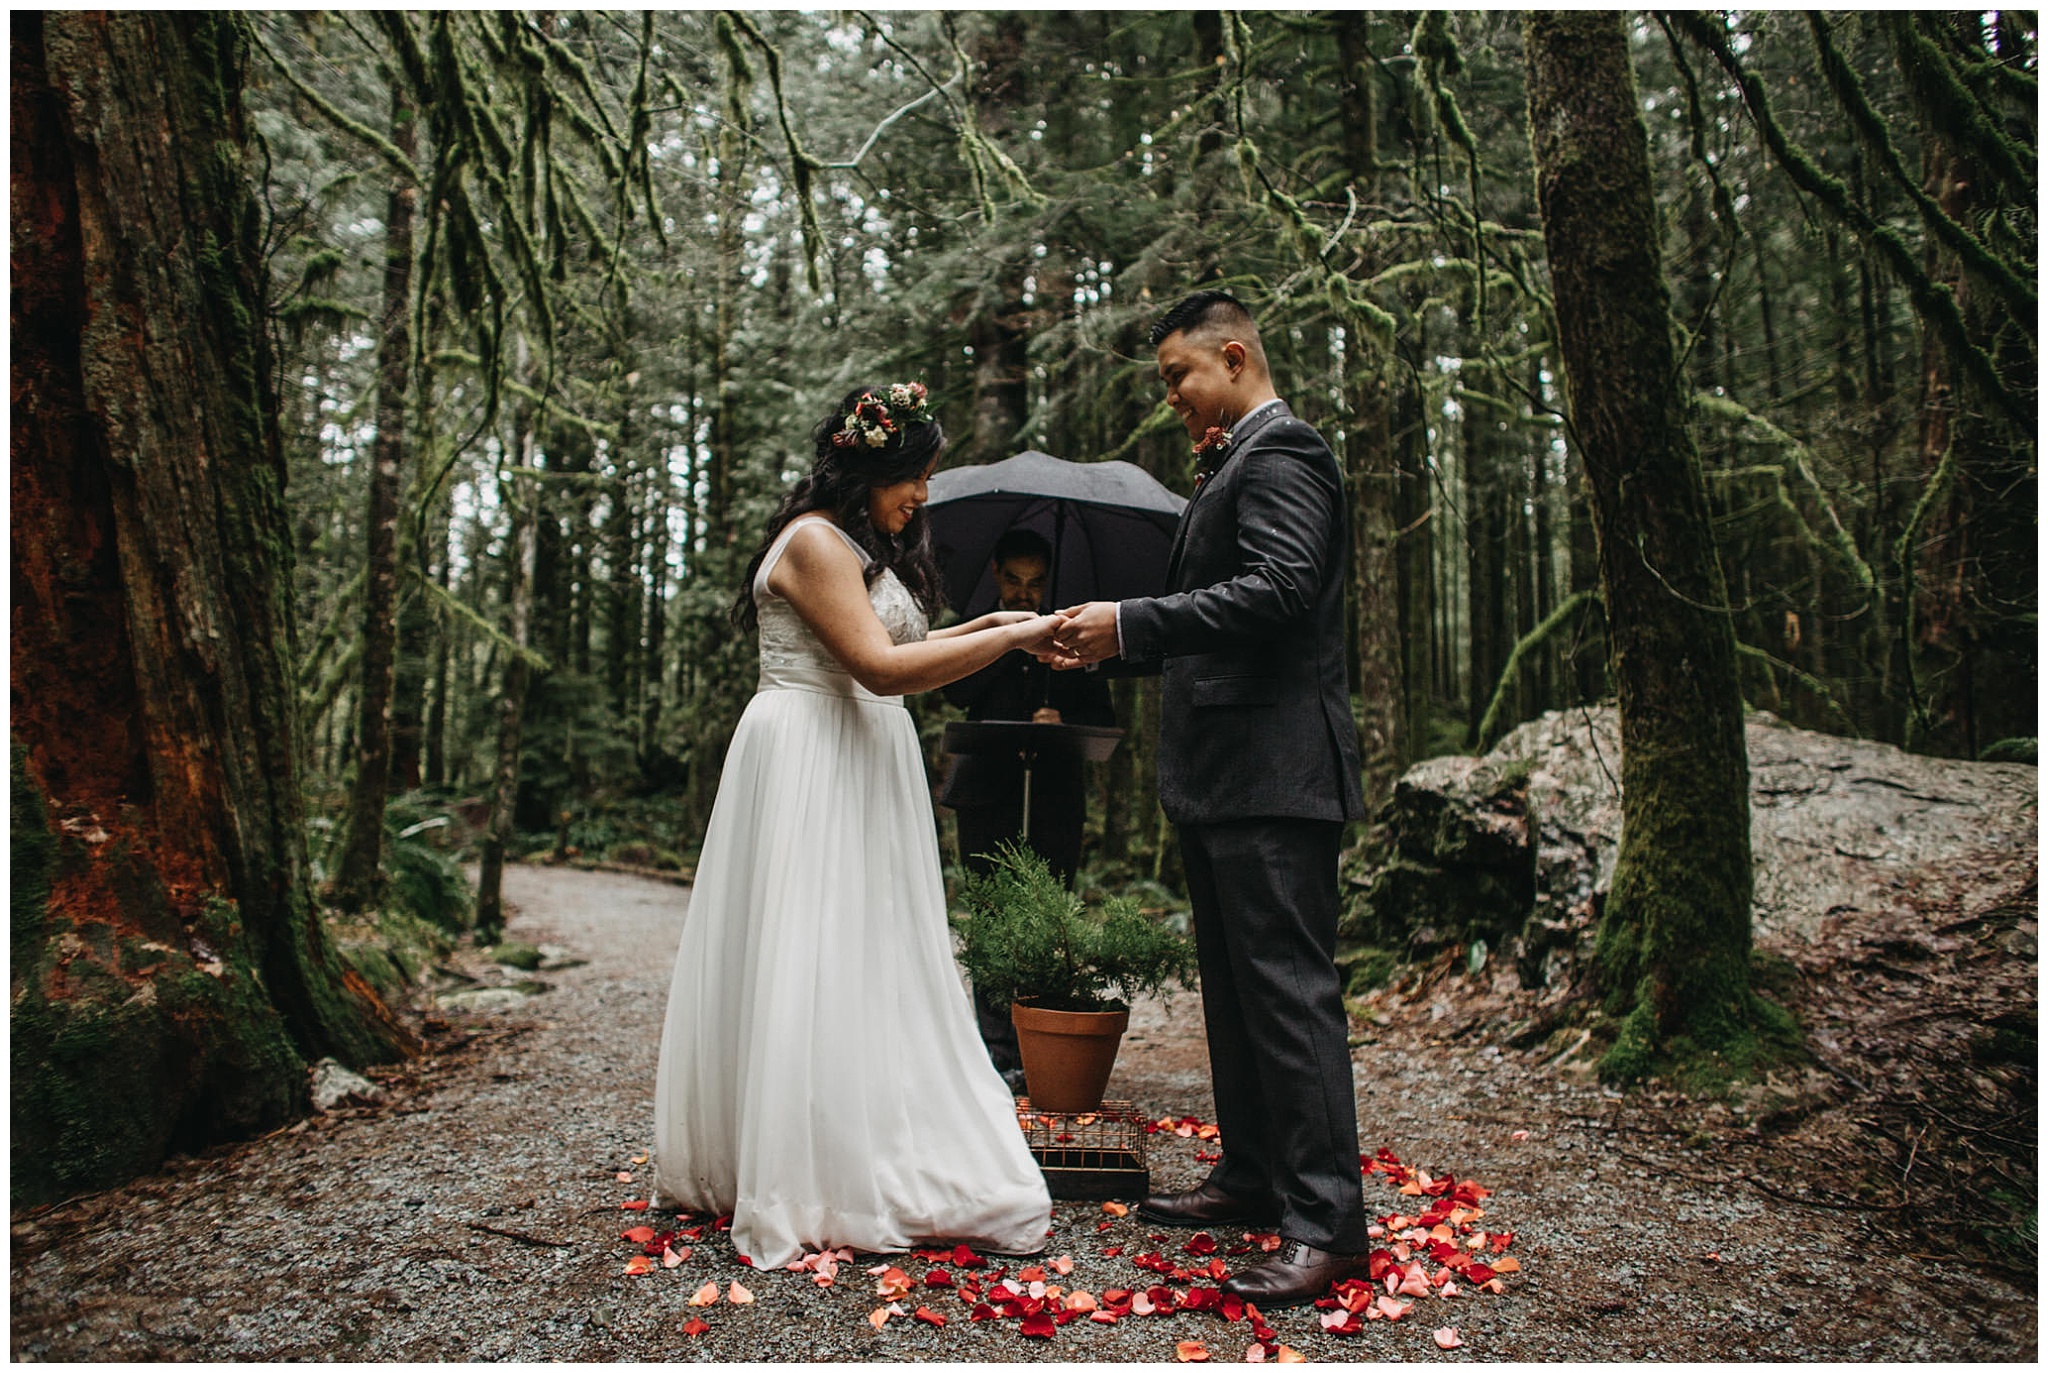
[1883, 12, 2035, 198]
[1672, 12, 2032, 427]
[1806, 13, 2035, 330]
[1475, 589, 1602, 750]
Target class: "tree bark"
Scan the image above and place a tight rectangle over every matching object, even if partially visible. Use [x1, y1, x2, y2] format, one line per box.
[474, 396, 540, 943]
[328, 78, 417, 910]
[10, 10, 413, 1203]
[1525, 10, 1766, 1080]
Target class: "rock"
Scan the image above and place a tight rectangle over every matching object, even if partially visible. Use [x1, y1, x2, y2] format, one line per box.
[438, 982, 547, 1013]
[1344, 707, 2038, 988]
[488, 942, 544, 971]
[535, 943, 587, 971]
[308, 1058, 385, 1113]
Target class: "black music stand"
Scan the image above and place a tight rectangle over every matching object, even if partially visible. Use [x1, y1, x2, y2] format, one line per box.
[940, 721, 1123, 841]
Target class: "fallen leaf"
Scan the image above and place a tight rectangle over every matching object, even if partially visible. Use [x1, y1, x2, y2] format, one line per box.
[623, 1256, 653, 1276]
[914, 1306, 946, 1328]
[1177, 1340, 1211, 1362]
[622, 1225, 656, 1244]
[682, 1317, 709, 1336]
[688, 1283, 720, 1307]
[728, 1281, 755, 1304]
[1103, 1201, 1130, 1217]
[1434, 1327, 1463, 1349]
[621, 1199, 650, 1211]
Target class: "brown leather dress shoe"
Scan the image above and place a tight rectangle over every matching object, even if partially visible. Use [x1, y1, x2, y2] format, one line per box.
[1134, 1180, 1281, 1230]
[1220, 1240, 1371, 1309]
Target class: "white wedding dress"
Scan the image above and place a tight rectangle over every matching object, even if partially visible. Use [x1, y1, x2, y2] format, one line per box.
[651, 516, 1052, 1268]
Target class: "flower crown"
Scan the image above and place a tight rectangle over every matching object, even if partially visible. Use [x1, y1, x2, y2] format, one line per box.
[831, 382, 933, 450]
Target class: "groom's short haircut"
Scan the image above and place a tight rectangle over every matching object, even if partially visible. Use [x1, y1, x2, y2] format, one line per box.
[1148, 290, 1267, 369]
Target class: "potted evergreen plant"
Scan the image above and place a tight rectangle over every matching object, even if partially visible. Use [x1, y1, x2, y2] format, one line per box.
[951, 845, 1195, 1113]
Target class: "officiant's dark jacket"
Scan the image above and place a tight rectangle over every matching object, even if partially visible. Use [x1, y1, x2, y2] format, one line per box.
[937, 653, 1115, 810]
[1117, 401, 1367, 825]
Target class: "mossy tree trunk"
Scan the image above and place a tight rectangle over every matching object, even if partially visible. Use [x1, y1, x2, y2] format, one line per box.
[1524, 10, 1768, 1081]
[328, 79, 417, 910]
[475, 392, 541, 943]
[1337, 14, 1406, 810]
[9, 9, 415, 1203]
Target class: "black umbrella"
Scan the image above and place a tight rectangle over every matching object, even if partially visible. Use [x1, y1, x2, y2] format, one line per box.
[924, 450, 1187, 617]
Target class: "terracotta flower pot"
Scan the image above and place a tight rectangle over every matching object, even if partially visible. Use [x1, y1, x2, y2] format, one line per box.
[1010, 1001, 1130, 1113]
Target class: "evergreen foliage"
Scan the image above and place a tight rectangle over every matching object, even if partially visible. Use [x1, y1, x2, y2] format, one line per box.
[952, 845, 1194, 1013]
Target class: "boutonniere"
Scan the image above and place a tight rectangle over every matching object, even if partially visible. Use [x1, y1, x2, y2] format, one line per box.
[1191, 425, 1233, 489]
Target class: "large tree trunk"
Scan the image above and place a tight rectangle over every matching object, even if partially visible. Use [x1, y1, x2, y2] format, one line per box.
[327, 79, 416, 910]
[1525, 10, 1765, 1081]
[10, 10, 413, 1203]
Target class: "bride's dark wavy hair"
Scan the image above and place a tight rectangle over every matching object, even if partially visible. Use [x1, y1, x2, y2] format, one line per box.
[730, 385, 949, 632]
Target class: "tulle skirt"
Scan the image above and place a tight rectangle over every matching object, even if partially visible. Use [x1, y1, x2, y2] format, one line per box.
[652, 683, 1051, 1268]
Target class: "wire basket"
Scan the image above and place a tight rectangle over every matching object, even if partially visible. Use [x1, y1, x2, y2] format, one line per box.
[1014, 1098, 1150, 1200]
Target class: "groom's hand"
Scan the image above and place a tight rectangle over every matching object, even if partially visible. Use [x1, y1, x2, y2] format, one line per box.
[1048, 601, 1120, 667]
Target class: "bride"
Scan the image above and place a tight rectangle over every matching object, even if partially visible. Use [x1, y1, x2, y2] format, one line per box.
[652, 383, 1058, 1268]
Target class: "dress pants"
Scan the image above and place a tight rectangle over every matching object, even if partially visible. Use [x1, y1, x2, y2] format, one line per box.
[1180, 817, 1368, 1253]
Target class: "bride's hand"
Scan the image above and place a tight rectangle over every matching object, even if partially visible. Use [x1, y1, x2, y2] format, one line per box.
[982, 610, 1039, 628]
[1009, 612, 1066, 652]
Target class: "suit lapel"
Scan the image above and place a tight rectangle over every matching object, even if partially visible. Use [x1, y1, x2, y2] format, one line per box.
[1162, 400, 1293, 590]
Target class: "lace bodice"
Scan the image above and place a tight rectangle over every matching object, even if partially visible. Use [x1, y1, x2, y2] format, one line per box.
[754, 518, 927, 703]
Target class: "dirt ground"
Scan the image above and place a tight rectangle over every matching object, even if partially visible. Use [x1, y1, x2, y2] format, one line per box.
[11, 861, 2036, 1362]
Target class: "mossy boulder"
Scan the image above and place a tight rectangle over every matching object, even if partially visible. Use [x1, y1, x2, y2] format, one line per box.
[1342, 759, 1538, 956]
[488, 941, 544, 971]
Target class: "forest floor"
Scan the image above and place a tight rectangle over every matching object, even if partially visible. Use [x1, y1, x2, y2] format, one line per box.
[11, 859, 2036, 1363]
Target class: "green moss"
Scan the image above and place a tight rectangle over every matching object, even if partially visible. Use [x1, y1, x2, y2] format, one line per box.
[12, 896, 304, 1205]
[332, 908, 451, 1002]
[489, 941, 544, 971]
[1339, 945, 1401, 996]
[1979, 736, 2036, 764]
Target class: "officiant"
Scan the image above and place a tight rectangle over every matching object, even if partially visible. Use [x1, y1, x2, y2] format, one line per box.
[941, 528, 1116, 883]
[939, 529, 1115, 1084]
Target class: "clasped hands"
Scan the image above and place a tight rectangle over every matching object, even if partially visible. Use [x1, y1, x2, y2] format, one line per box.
[1007, 601, 1119, 670]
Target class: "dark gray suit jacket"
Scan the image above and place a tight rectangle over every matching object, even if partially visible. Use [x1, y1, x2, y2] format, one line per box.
[1116, 401, 1367, 827]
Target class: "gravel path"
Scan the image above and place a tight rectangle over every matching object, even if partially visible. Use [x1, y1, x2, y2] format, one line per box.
[11, 863, 2034, 1361]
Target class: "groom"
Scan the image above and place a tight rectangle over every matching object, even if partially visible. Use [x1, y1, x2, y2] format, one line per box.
[1047, 290, 1370, 1307]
